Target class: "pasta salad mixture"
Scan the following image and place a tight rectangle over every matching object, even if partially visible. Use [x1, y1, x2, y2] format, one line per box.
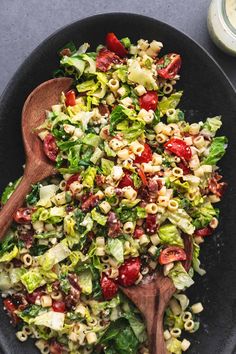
[0, 33, 227, 354]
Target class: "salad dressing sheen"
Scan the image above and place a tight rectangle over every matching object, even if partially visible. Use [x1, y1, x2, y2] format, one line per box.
[225, 0, 236, 29]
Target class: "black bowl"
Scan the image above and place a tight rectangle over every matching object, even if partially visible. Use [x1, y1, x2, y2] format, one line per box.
[0, 13, 236, 354]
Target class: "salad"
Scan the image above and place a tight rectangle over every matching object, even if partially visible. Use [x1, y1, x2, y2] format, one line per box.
[0, 33, 227, 354]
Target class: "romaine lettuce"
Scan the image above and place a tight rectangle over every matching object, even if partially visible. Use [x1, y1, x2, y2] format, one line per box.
[107, 238, 124, 264]
[159, 91, 183, 115]
[168, 262, 194, 290]
[202, 136, 227, 165]
[158, 224, 184, 247]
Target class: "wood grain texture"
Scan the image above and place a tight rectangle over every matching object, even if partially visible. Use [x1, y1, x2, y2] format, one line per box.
[0, 77, 72, 240]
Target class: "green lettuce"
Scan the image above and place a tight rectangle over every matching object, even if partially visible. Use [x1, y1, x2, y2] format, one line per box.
[82, 166, 97, 188]
[167, 209, 195, 235]
[128, 59, 158, 90]
[158, 224, 184, 247]
[78, 269, 93, 295]
[123, 312, 147, 342]
[107, 238, 124, 264]
[168, 262, 194, 290]
[1, 178, 21, 205]
[38, 242, 71, 271]
[21, 270, 44, 293]
[166, 337, 182, 354]
[60, 55, 85, 77]
[202, 136, 227, 165]
[33, 311, 65, 331]
[0, 245, 18, 263]
[166, 109, 185, 124]
[91, 208, 108, 226]
[159, 91, 183, 115]
[82, 133, 101, 147]
[101, 158, 114, 176]
[202, 116, 222, 135]
[191, 201, 218, 229]
[192, 242, 206, 276]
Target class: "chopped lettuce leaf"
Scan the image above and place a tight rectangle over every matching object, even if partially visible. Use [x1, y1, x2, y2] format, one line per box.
[168, 262, 194, 290]
[82, 133, 101, 147]
[107, 239, 124, 264]
[159, 91, 183, 115]
[33, 311, 65, 331]
[1, 178, 21, 205]
[0, 245, 18, 263]
[91, 208, 108, 225]
[202, 116, 222, 136]
[82, 166, 97, 188]
[60, 56, 85, 77]
[123, 312, 147, 342]
[167, 209, 195, 235]
[191, 201, 218, 229]
[166, 337, 182, 354]
[21, 270, 44, 293]
[38, 242, 71, 271]
[78, 269, 93, 295]
[202, 136, 227, 165]
[128, 59, 158, 90]
[101, 158, 114, 176]
[192, 242, 206, 276]
[158, 224, 184, 247]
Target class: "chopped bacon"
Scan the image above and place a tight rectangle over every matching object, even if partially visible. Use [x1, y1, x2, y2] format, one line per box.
[208, 173, 227, 198]
[18, 227, 34, 249]
[49, 340, 65, 354]
[108, 212, 122, 237]
[147, 177, 162, 193]
[95, 174, 106, 187]
[60, 48, 72, 57]
[98, 103, 110, 116]
[138, 186, 151, 202]
[96, 48, 122, 72]
[81, 194, 99, 211]
[145, 214, 158, 234]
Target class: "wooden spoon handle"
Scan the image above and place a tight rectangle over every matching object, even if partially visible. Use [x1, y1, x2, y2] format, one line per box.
[145, 297, 167, 354]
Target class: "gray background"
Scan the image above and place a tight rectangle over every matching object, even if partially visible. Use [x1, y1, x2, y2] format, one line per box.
[0, 0, 235, 97]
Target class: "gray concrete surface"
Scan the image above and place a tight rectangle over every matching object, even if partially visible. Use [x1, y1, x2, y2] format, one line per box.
[0, 0, 235, 96]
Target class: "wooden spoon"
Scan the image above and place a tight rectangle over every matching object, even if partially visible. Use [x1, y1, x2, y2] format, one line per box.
[122, 235, 193, 354]
[0, 77, 73, 240]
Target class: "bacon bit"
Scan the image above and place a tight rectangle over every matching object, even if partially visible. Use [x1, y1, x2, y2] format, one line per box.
[208, 173, 227, 197]
[107, 212, 122, 238]
[98, 103, 110, 116]
[96, 48, 122, 72]
[147, 177, 162, 193]
[18, 227, 34, 249]
[60, 48, 72, 57]
[49, 340, 65, 354]
[138, 167, 148, 186]
[95, 174, 106, 187]
[138, 186, 151, 202]
[81, 195, 99, 211]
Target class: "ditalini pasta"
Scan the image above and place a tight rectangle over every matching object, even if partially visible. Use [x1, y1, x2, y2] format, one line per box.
[0, 32, 227, 354]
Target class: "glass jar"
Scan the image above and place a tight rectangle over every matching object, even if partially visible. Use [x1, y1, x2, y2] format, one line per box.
[208, 0, 236, 56]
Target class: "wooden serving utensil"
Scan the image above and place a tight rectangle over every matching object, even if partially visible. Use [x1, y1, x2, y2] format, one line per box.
[121, 235, 193, 354]
[0, 77, 73, 240]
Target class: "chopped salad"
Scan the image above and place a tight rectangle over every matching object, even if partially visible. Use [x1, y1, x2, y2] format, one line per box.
[0, 33, 227, 354]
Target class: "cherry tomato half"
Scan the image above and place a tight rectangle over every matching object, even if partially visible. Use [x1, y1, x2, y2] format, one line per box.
[101, 274, 118, 300]
[14, 207, 34, 224]
[157, 53, 182, 79]
[139, 91, 158, 111]
[177, 161, 191, 175]
[134, 143, 153, 164]
[65, 90, 76, 106]
[52, 300, 65, 313]
[164, 137, 192, 161]
[159, 246, 187, 265]
[43, 133, 59, 162]
[106, 32, 128, 58]
[118, 257, 141, 287]
[3, 298, 16, 313]
[194, 226, 213, 237]
[65, 173, 81, 191]
[118, 170, 134, 188]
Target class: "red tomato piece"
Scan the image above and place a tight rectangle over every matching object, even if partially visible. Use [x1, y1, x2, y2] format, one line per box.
[137, 167, 148, 186]
[159, 246, 187, 265]
[118, 257, 141, 287]
[96, 47, 121, 72]
[65, 90, 76, 106]
[105, 32, 128, 58]
[52, 301, 65, 313]
[81, 194, 99, 211]
[134, 143, 153, 164]
[101, 274, 118, 300]
[65, 173, 81, 191]
[3, 298, 16, 313]
[145, 214, 157, 235]
[13, 207, 34, 224]
[194, 226, 213, 237]
[118, 170, 134, 188]
[157, 53, 182, 79]
[43, 133, 59, 162]
[133, 226, 144, 239]
[139, 91, 158, 111]
[164, 137, 192, 161]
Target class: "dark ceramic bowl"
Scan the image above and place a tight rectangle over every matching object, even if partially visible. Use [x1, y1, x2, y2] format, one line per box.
[0, 13, 236, 354]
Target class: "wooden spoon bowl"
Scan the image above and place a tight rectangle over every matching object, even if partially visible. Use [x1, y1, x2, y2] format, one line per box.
[0, 77, 72, 240]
